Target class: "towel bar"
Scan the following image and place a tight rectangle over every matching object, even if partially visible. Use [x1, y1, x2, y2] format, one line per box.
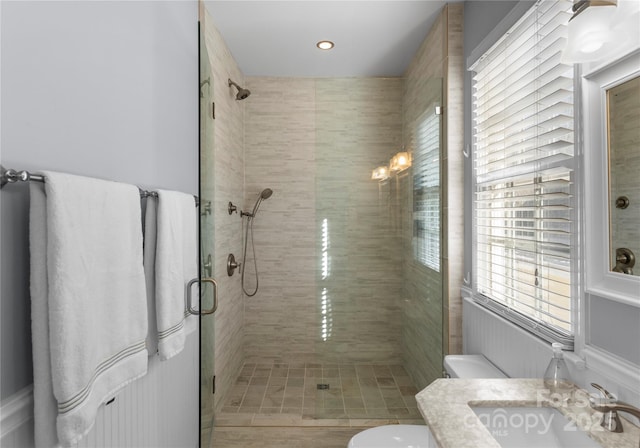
[1, 165, 200, 205]
[1, 166, 45, 186]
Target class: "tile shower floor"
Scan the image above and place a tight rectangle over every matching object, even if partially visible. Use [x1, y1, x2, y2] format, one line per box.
[216, 362, 423, 427]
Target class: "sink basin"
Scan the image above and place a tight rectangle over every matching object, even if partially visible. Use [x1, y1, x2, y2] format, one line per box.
[471, 407, 601, 448]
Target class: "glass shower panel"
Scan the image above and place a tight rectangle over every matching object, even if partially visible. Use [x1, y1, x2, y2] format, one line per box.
[311, 78, 421, 420]
[199, 23, 216, 447]
[402, 77, 444, 391]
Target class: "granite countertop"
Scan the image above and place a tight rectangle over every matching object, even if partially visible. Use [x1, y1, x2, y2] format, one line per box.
[416, 378, 640, 448]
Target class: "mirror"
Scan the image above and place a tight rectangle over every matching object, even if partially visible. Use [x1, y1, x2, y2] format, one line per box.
[607, 75, 640, 276]
[583, 51, 639, 304]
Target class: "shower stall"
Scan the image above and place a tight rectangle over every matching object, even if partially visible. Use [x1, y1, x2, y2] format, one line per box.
[199, 3, 463, 440]
[225, 76, 445, 422]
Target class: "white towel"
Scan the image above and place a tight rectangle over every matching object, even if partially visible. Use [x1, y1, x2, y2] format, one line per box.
[30, 171, 148, 447]
[143, 196, 159, 356]
[153, 190, 198, 361]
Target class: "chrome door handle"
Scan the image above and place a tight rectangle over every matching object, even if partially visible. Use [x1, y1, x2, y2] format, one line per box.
[187, 277, 218, 315]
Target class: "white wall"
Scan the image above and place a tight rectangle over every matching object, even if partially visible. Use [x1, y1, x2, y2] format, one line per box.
[0, 0, 199, 445]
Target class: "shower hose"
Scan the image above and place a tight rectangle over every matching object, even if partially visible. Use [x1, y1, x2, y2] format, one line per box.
[241, 215, 260, 296]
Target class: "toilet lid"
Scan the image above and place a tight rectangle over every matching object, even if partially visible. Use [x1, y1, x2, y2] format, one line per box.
[348, 425, 431, 448]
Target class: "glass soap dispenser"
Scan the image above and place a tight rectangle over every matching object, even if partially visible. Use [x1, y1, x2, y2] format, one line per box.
[543, 342, 572, 393]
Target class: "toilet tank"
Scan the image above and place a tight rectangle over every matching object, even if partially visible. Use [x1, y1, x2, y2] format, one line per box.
[443, 355, 507, 378]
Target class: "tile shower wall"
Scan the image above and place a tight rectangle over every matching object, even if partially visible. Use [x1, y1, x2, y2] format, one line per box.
[443, 4, 465, 358]
[243, 77, 404, 365]
[244, 77, 318, 362]
[203, 12, 246, 412]
[401, 4, 464, 390]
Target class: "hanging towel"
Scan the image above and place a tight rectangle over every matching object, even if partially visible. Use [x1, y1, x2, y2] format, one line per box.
[153, 189, 198, 360]
[29, 171, 148, 447]
[143, 196, 159, 356]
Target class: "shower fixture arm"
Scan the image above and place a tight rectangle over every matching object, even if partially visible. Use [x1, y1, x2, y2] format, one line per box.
[228, 78, 251, 100]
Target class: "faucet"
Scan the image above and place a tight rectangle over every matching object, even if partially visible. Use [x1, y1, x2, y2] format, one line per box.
[590, 383, 640, 434]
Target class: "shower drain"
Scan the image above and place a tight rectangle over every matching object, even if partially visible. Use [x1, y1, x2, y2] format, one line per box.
[316, 384, 330, 390]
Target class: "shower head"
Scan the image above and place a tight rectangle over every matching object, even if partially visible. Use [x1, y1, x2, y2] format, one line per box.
[228, 78, 251, 100]
[260, 188, 273, 200]
[242, 188, 273, 218]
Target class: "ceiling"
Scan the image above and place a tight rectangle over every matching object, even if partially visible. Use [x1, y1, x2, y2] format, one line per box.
[203, 1, 458, 78]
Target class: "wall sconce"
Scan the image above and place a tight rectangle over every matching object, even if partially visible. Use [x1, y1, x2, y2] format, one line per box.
[389, 151, 411, 172]
[371, 166, 390, 180]
[561, 0, 618, 63]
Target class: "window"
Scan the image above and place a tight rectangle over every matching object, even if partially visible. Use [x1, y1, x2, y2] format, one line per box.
[471, 0, 575, 347]
[413, 107, 441, 271]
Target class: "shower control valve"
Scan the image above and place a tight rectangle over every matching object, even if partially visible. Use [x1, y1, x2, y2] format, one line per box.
[228, 202, 238, 215]
[227, 253, 241, 276]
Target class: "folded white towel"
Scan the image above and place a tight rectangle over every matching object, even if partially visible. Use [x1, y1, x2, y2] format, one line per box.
[154, 190, 198, 361]
[30, 171, 148, 447]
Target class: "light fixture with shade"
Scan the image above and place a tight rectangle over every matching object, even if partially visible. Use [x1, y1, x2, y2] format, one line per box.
[371, 166, 390, 181]
[389, 151, 411, 172]
[371, 149, 411, 182]
[561, 0, 619, 64]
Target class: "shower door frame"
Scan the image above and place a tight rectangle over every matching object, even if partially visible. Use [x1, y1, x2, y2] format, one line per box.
[198, 19, 216, 447]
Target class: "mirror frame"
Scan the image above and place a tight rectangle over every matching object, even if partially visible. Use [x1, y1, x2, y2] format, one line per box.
[583, 49, 640, 306]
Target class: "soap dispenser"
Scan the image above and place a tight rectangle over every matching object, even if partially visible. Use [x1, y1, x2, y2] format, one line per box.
[543, 342, 572, 393]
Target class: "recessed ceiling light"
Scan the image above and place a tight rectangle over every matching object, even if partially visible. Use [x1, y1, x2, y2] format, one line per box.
[316, 40, 334, 50]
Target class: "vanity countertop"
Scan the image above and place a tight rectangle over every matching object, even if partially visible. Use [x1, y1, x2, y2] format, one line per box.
[416, 378, 640, 448]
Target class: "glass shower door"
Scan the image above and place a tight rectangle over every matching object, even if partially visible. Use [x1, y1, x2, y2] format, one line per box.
[311, 77, 443, 421]
[199, 22, 216, 448]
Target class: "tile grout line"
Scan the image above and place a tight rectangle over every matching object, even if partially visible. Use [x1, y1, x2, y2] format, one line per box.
[236, 362, 254, 413]
[278, 365, 288, 414]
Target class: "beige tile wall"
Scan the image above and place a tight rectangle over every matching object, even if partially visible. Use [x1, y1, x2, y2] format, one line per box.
[444, 3, 465, 357]
[203, 11, 246, 412]
[243, 77, 404, 365]
[243, 77, 319, 363]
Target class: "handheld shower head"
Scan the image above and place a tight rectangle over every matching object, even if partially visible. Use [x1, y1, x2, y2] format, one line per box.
[240, 189, 272, 297]
[228, 78, 251, 100]
[242, 188, 273, 218]
[260, 188, 273, 200]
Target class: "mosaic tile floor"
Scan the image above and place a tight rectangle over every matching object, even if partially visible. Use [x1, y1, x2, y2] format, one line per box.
[216, 362, 423, 427]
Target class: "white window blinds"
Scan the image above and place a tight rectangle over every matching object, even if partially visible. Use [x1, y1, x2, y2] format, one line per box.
[413, 107, 441, 271]
[471, 0, 575, 347]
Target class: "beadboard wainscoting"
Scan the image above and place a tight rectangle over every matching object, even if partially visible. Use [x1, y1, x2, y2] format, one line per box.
[0, 334, 199, 448]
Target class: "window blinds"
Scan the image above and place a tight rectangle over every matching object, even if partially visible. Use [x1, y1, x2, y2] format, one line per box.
[471, 0, 575, 347]
[413, 107, 441, 271]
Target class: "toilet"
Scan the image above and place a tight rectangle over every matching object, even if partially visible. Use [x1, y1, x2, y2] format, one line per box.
[347, 355, 507, 448]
